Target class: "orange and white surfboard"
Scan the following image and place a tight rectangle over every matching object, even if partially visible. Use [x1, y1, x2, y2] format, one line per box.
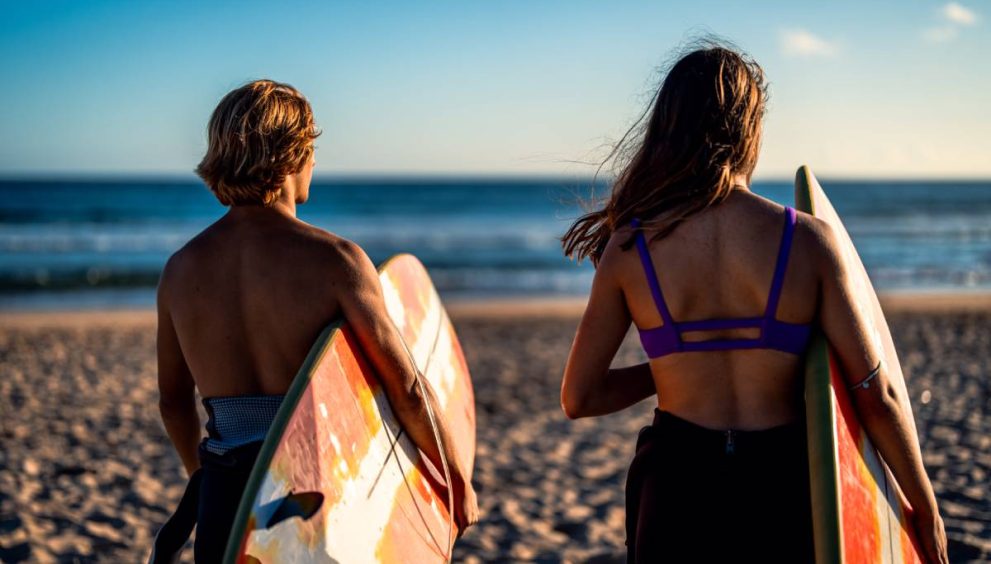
[223, 254, 475, 563]
[797, 166, 923, 563]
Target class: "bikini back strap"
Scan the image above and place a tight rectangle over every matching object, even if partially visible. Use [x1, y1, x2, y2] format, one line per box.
[764, 207, 797, 318]
[631, 218, 676, 326]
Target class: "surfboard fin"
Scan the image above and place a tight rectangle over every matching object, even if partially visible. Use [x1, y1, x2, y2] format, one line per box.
[258, 491, 325, 530]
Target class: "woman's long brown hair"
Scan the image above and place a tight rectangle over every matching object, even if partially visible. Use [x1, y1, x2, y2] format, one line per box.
[562, 43, 768, 264]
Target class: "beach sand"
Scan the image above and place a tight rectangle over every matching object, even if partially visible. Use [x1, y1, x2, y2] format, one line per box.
[1, 297, 989, 562]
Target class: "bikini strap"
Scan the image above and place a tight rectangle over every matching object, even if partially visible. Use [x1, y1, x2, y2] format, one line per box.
[764, 207, 797, 318]
[631, 218, 676, 326]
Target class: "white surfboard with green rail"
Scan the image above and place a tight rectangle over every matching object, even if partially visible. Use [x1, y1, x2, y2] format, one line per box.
[796, 166, 922, 563]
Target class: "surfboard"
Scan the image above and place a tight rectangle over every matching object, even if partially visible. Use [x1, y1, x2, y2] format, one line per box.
[795, 166, 923, 563]
[222, 253, 476, 563]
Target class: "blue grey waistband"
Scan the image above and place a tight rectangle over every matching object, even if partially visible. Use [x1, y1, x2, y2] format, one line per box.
[202, 395, 285, 455]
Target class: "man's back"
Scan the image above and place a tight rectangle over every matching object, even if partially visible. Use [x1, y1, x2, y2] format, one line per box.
[160, 207, 349, 398]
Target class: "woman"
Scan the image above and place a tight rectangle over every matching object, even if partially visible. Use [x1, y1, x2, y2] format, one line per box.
[559, 45, 947, 563]
[153, 80, 478, 562]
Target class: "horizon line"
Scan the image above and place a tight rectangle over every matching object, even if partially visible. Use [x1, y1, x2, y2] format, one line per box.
[2, 170, 991, 184]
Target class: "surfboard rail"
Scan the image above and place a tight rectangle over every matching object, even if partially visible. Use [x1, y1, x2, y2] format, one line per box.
[804, 331, 843, 563]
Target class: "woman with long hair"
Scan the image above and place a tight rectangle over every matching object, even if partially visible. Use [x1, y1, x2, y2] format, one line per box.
[560, 44, 947, 562]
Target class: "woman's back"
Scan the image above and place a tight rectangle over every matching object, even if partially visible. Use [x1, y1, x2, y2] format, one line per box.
[599, 191, 821, 430]
[160, 208, 347, 398]
[560, 44, 945, 563]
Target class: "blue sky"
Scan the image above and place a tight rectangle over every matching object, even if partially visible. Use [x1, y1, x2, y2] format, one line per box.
[0, 1, 988, 179]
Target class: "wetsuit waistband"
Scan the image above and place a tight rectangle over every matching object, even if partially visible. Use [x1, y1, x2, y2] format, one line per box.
[649, 409, 805, 456]
[202, 394, 284, 455]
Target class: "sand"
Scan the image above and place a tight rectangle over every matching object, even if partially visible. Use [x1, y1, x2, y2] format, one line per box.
[0, 296, 989, 562]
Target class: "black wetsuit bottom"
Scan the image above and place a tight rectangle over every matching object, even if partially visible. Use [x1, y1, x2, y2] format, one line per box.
[193, 441, 262, 563]
[625, 409, 814, 563]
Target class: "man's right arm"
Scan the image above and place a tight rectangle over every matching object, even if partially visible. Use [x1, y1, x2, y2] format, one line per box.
[332, 241, 479, 533]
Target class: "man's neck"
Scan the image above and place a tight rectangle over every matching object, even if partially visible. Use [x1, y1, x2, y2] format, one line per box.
[227, 195, 296, 220]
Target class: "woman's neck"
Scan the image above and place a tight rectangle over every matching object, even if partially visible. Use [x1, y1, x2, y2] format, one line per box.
[730, 173, 751, 192]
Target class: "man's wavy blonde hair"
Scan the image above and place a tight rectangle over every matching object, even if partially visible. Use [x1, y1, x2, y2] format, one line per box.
[196, 80, 320, 206]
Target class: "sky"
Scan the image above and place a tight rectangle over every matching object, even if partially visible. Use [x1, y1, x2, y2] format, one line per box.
[0, 1, 988, 179]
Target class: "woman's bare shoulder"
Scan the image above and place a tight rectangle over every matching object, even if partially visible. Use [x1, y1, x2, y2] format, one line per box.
[793, 210, 844, 273]
[594, 225, 640, 283]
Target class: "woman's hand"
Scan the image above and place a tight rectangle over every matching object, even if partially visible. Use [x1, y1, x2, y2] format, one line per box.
[912, 506, 948, 564]
[453, 478, 480, 536]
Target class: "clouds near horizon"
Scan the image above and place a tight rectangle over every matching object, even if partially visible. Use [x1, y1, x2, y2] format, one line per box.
[924, 1, 980, 43]
[943, 2, 978, 26]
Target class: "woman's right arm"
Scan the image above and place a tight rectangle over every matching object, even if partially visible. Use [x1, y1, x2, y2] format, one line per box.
[815, 221, 947, 564]
[560, 248, 655, 419]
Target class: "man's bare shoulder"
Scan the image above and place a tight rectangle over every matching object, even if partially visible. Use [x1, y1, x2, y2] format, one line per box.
[158, 222, 223, 284]
[159, 230, 206, 290]
[290, 222, 368, 267]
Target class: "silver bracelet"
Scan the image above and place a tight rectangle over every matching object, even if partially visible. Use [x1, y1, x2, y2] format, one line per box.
[849, 361, 881, 391]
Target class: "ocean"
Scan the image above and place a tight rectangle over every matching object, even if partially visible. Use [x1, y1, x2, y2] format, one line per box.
[1, 178, 989, 310]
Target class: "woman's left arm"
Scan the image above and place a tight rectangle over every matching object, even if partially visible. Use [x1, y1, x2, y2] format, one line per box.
[560, 257, 656, 419]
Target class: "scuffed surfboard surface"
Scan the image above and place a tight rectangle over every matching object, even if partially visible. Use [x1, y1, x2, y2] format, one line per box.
[224, 254, 475, 563]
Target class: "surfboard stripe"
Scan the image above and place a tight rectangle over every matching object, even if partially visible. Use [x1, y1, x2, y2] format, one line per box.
[833, 357, 884, 561]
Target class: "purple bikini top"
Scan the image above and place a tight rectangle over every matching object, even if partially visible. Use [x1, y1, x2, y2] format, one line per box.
[632, 206, 812, 359]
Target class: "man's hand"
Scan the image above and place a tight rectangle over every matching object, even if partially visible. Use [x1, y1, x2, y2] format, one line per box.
[912, 507, 948, 564]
